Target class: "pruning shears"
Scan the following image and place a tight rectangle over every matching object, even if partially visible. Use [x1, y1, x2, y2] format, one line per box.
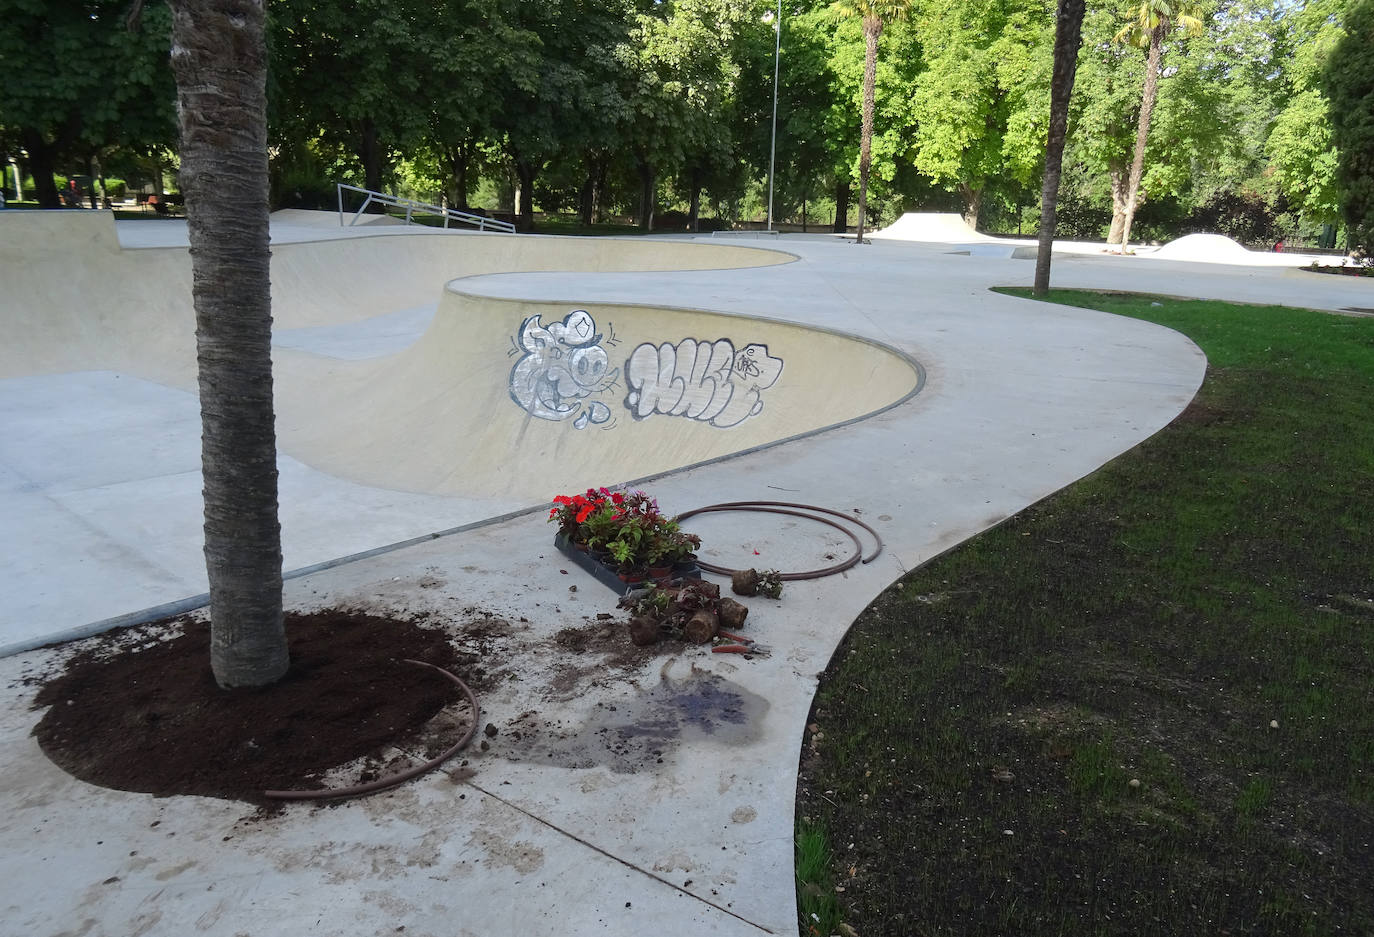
[713, 631, 770, 657]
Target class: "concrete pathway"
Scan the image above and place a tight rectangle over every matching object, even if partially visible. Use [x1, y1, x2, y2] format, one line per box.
[1, 212, 1367, 937]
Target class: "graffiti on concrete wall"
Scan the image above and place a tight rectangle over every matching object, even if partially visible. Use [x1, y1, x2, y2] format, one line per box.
[623, 339, 783, 427]
[508, 310, 784, 430]
[508, 310, 619, 429]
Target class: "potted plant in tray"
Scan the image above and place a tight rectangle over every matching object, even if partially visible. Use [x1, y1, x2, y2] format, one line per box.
[643, 527, 674, 581]
[664, 527, 702, 572]
[583, 500, 628, 561]
[548, 493, 592, 546]
[548, 485, 704, 589]
[608, 514, 650, 582]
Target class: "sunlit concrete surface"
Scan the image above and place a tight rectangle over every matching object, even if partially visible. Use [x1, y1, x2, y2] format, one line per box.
[2, 208, 1366, 937]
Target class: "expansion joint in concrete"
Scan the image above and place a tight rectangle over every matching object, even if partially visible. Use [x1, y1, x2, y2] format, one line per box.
[463, 779, 778, 933]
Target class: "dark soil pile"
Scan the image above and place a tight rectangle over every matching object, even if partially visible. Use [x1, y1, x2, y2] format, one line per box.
[32, 609, 462, 806]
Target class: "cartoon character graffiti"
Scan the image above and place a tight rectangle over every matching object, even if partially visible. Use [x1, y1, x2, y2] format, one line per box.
[508, 310, 618, 429]
[624, 339, 783, 427]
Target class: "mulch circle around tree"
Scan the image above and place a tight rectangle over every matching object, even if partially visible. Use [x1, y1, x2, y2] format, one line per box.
[31, 609, 464, 807]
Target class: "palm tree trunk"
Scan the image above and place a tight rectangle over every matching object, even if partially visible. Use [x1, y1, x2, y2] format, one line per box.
[171, 0, 288, 689]
[1034, 0, 1086, 296]
[1119, 26, 1163, 254]
[856, 16, 882, 244]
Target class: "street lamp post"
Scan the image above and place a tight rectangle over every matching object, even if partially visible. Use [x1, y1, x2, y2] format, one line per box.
[766, 0, 781, 232]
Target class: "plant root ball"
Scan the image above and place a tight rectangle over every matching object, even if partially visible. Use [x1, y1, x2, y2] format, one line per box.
[628, 615, 661, 646]
[718, 597, 749, 630]
[684, 609, 719, 644]
[732, 568, 760, 596]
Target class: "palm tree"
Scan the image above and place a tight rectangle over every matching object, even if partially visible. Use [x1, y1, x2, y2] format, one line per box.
[1033, 0, 1087, 296]
[1113, 0, 1205, 254]
[831, 0, 912, 244]
[169, 0, 289, 688]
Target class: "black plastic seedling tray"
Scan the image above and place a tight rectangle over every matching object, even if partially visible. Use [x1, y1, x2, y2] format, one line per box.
[553, 533, 703, 594]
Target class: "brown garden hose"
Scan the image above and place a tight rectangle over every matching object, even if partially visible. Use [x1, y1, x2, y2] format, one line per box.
[674, 501, 883, 581]
[264, 658, 480, 802]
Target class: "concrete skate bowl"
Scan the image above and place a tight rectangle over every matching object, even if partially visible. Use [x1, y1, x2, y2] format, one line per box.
[0, 211, 794, 386]
[273, 291, 923, 499]
[1, 212, 923, 503]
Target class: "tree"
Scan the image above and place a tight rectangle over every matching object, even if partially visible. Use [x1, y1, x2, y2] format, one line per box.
[1034, 0, 1087, 295]
[1322, 0, 1374, 258]
[755, 4, 844, 229]
[420, 0, 539, 213]
[1264, 0, 1348, 234]
[617, 0, 755, 231]
[273, 0, 437, 199]
[1065, 0, 1257, 244]
[1113, 0, 1206, 253]
[907, 0, 1054, 230]
[784, 2, 870, 232]
[169, 0, 289, 688]
[830, 0, 911, 243]
[0, 0, 175, 207]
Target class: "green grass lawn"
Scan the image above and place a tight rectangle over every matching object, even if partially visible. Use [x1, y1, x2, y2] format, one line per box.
[796, 290, 1374, 937]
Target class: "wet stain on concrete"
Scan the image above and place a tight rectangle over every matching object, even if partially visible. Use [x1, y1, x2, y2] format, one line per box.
[730, 805, 757, 824]
[497, 668, 768, 773]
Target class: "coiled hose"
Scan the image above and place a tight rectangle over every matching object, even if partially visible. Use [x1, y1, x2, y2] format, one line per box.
[674, 500, 883, 580]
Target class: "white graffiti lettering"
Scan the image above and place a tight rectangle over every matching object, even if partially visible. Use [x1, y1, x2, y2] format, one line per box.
[624, 340, 783, 427]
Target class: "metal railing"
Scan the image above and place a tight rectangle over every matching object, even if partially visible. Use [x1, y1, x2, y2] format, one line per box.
[336, 183, 515, 233]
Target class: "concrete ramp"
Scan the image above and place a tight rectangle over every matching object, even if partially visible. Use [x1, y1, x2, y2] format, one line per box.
[871, 212, 995, 242]
[1152, 232, 1327, 267]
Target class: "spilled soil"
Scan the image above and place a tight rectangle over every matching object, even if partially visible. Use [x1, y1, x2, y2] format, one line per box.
[30, 609, 468, 806]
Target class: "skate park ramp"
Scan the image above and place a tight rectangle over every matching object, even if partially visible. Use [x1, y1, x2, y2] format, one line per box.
[870, 211, 997, 243]
[0, 211, 921, 649]
[1151, 232, 1326, 267]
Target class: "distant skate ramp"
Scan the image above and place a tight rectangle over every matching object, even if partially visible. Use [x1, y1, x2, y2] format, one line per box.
[870, 212, 995, 243]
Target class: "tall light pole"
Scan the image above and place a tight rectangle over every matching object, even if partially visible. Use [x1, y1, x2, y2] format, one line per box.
[766, 0, 781, 232]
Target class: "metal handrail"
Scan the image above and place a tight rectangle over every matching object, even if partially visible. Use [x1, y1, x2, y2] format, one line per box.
[335, 183, 516, 234]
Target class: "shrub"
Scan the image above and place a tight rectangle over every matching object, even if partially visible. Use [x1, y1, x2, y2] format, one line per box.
[1322, 0, 1374, 261]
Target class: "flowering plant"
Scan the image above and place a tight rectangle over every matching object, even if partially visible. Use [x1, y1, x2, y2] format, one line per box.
[548, 486, 695, 572]
[663, 528, 702, 565]
[548, 487, 625, 542]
